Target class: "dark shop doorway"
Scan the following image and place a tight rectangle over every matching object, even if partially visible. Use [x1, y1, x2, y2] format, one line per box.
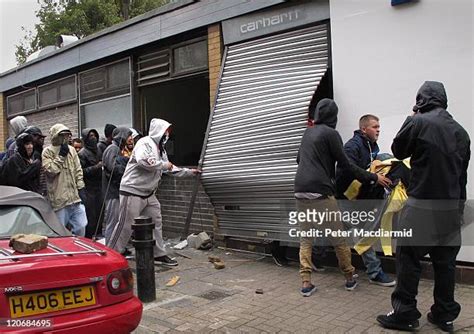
[141, 74, 210, 167]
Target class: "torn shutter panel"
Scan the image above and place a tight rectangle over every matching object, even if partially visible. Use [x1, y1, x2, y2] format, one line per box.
[201, 24, 329, 239]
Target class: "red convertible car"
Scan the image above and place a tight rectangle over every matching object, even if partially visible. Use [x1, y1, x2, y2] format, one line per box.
[0, 186, 142, 333]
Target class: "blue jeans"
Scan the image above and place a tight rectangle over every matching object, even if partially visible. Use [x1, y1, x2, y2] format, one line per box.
[55, 203, 88, 237]
[361, 247, 382, 279]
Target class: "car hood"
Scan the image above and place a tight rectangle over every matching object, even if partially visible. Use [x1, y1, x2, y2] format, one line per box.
[0, 237, 126, 287]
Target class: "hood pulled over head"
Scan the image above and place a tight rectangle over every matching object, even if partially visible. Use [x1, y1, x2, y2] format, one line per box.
[49, 124, 71, 146]
[104, 123, 117, 138]
[313, 98, 338, 129]
[10, 116, 28, 136]
[413, 81, 448, 113]
[81, 128, 99, 151]
[16, 133, 34, 158]
[149, 118, 171, 145]
[112, 127, 132, 149]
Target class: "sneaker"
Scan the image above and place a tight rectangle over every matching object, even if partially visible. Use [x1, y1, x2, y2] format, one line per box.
[345, 279, 358, 291]
[154, 255, 178, 267]
[427, 312, 454, 332]
[369, 271, 396, 287]
[300, 284, 317, 297]
[376, 310, 420, 331]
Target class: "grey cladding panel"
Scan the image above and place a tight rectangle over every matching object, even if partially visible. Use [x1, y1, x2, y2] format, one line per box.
[161, 0, 285, 38]
[78, 19, 161, 64]
[222, 0, 330, 45]
[24, 49, 80, 84]
[201, 24, 329, 240]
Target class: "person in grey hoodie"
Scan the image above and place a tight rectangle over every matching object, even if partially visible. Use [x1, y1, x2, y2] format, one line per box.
[107, 118, 199, 266]
[3, 116, 28, 160]
[102, 127, 132, 243]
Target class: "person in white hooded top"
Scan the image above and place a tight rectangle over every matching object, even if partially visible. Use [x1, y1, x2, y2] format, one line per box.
[3, 116, 28, 160]
[107, 118, 199, 265]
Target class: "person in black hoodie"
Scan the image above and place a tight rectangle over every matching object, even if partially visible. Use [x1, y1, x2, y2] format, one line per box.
[102, 127, 132, 245]
[377, 81, 470, 332]
[97, 123, 117, 160]
[1, 133, 42, 193]
[24, 126, 47, 196]
[295, 98, 391, 297]
[78, 128, 102, 238]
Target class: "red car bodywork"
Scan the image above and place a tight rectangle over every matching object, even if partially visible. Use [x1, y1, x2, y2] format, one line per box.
[0, 237, 142, 333]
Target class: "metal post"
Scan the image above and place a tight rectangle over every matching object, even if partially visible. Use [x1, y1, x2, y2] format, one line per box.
[132, 216, 156, 302]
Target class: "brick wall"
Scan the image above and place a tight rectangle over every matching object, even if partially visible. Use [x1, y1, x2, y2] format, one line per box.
[154, 24, 223, 239]
[0, 93, 6, 150]
[208, 24, 222, 109]
[157, 175, 216, 238]
[8, 104, 80, 146]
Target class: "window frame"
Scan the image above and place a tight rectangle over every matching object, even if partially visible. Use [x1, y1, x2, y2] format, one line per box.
[6, 88, 37, 117]
[78, 57, 132, 105]
[78, 57, 133, 132]
[170, 37, 209, 77]
[37, 75, 77, 110]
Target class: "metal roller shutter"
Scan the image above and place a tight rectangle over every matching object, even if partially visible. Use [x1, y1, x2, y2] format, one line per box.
[201, 24, 329, 240]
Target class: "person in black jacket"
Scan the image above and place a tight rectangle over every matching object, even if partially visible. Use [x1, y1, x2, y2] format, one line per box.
[24, 126, 47, 196]
[377, 81, 471, 332]
[78, 128, 102, 238]
[1, 133, 41, 193]
[102, 127, 132, 245]
[295, 98, 391, 296]
[335, 115, 396, 287]
[97, 124, 117, 160]
[2, 116, 29, 161]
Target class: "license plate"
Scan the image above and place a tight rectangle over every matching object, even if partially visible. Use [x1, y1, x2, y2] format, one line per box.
[9, 285, 96, 318]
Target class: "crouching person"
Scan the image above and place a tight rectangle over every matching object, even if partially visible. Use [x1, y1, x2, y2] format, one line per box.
[107, 118, 199, 266]
[43, 124, 87, 236]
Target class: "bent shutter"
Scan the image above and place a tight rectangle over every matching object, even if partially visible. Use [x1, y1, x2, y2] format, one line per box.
[201, 24, 329, 239]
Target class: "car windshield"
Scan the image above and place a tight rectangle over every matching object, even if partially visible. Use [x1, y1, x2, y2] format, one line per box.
[0, 206, 60, 239]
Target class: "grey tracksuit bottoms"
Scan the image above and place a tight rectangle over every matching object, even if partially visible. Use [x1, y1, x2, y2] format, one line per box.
[107, 194, 167, 257]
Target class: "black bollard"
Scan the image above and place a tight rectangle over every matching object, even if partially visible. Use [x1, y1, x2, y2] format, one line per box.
[132, 216, 156, 303]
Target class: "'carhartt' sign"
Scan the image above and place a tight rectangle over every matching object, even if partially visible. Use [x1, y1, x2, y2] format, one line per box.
[240, 9, 301, 34]
[222, 1, 329, 45]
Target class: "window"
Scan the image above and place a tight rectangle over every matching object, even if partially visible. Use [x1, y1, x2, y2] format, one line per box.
[6, 89, 36, 117]
[80, 95, 132, 131]
[38, 75, 76, 108]
[172, 40, 208, 75]
[137, 38, 208, 87]
[79, 58, 132, 132]
[137, 50, 170, 87]
[0, 206, 58, 238]
[79, 59, 131, 104]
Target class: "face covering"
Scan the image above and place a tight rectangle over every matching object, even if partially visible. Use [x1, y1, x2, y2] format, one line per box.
[89, 138, 98, 147]
[58, 134, 69, 145]
[162, 133, 169, 145]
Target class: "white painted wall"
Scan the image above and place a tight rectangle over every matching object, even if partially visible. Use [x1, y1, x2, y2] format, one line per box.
[330, 0, 474, 262]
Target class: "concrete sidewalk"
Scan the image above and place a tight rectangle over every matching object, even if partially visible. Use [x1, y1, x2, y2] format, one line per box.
[132, 248, 474, 333]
